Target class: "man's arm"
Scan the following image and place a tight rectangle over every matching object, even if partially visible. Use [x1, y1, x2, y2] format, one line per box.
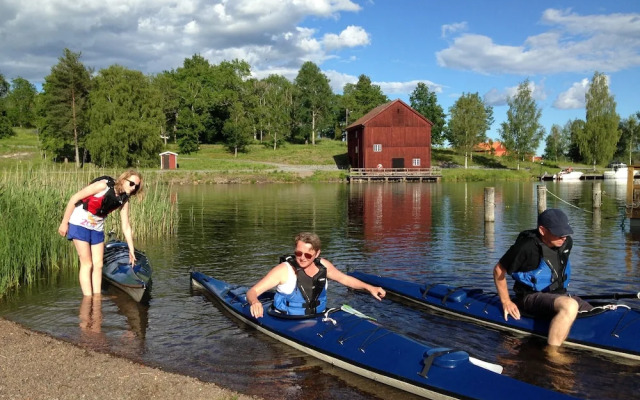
[493, 262, 520, 321]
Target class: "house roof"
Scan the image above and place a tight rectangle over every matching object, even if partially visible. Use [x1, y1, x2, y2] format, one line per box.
[159, 151, 178, 155]
[345, 99, 433, 130]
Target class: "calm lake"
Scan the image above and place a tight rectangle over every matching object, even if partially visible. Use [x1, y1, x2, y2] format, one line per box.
[1, 180, 639, 399]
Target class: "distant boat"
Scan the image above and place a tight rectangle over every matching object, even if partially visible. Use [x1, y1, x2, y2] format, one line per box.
[603, 163, 637, 180]
[553, 168, 583, 181]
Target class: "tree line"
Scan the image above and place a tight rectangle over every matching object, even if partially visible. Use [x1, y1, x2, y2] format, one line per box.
[0, 48, 637, 168]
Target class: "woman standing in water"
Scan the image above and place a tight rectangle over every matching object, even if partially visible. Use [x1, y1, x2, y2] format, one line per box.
[58, 170, 143, 296]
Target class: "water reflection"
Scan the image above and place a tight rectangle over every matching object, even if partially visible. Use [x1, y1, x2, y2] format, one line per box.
[78, 295, 106, 348]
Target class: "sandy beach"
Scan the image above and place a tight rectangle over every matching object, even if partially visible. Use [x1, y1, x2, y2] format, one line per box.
[0, 318, 257, 400]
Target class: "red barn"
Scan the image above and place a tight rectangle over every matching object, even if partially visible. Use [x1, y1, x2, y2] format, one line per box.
[346, 99, 433, 169]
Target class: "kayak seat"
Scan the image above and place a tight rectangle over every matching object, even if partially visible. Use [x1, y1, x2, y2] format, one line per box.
[421, 284, 468, 304]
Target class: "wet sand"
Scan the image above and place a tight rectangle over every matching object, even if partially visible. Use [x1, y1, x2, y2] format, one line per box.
[0, 318, 257, 400]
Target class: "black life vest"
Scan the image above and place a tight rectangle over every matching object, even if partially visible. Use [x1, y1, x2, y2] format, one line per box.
[272, 255, 328, 315]
[76, 176, 129, 217]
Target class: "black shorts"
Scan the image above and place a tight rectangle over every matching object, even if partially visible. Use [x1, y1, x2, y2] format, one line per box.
[520, 292, 593, 318]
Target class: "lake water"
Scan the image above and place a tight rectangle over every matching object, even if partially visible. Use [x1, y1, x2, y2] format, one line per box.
[1, 180, 639, 399]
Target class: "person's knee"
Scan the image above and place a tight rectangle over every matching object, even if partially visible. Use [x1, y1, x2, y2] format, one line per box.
[557, 296, 579, 316]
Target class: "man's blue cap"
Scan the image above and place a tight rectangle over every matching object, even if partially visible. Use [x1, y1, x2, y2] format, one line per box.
[538, 208, 573, 237]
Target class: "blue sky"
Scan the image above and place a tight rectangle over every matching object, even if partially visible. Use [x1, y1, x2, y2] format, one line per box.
[1, 0, 639, 155]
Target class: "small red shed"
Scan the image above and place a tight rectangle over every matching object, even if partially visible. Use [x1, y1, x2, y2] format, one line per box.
[345, 99, 432, 169]
[160, 151, 178, 170]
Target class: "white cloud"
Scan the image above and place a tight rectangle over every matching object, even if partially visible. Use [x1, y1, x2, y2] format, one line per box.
[441, 22, 467, 38]
[483, 80, 547, 107]
[0, 0, 365, 84]
[378, 80, 444, 95]
[437, 8, 640, 75]
[553, 79, 589, 109]
[323, 26, 371, 50]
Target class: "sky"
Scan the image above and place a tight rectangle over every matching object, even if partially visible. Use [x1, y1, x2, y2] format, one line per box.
[1, 0, 640, 155]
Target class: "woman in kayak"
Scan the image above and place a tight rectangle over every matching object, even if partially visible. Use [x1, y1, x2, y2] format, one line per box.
[246, 232, 386, 318]
[58, 170, 143, 297]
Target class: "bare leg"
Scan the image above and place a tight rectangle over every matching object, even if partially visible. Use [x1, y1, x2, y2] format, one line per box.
[547, 296, 579, 346]
[73, 239, 93, 296]
[91, 242, 105, 295]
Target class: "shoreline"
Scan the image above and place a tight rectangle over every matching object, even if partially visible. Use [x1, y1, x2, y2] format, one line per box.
[0, 318, 258, 400]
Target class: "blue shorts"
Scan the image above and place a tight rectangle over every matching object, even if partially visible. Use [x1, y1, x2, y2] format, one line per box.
[67, 224, 105, 245]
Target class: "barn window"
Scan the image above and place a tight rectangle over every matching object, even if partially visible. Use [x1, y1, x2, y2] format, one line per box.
[373, 144, 382, 152]
[412, 158, 421, 166]
[355, 146, 358, 154]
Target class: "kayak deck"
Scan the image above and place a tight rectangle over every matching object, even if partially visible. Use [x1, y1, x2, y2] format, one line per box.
[349, 271, 640, 360]
[190, 271, 577, 400]
[103, 241, 152, 302]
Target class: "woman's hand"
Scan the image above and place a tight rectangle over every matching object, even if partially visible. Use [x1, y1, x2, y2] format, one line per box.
[249, 301, 264, 318]
[58, 222, 68, 237]
[129, 250, 137, 266]
[368, 285, 386, 301]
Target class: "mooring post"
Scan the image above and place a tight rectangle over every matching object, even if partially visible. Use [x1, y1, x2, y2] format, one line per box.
[484, 187, 495, 222]
[537, 185, 547, 214]
[593, 181, 602, 209]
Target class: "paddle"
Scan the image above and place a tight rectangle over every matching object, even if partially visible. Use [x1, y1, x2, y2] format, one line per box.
[577, 292, 640, 300]
[339, 304, 504, 374]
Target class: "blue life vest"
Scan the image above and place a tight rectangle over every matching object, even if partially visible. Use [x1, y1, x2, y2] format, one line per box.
[511, 230, 571, 293]
[273, 255, 327, 316]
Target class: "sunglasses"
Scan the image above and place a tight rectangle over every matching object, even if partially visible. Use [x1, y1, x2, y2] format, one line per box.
[294, 250, 315, 260]
[126, 178, 140, 191]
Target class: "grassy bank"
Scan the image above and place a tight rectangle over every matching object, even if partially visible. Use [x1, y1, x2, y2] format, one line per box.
[0, 164, 179, 295]
[2, 128, 607, 183]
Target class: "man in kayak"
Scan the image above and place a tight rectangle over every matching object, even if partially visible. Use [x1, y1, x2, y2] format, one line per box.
[493, 209, 592, 347]
[246, 232, 386, 318]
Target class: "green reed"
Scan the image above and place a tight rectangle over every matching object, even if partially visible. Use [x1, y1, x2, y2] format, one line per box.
[0, 165, 179, 296]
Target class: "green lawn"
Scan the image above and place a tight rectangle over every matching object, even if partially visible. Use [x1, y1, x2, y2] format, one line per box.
[0, 128, 607, 182]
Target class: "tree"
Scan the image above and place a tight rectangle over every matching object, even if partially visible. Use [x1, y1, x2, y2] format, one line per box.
[38, 49, 92, 166]
[254, 74, 294, 149]
[151, 71, 180, 146]
[6, 77, 37, 128]
[341, 74, 388, 123]
[566, 119, 585, 163]
[445, 92, 494, 168]
[409, 82, 446, 146]
[617, 113, 640, 165]
[543, 124, 569, 162]
[0, 73, 13, 138]
[86, 65, 163, 168]
[576, 71, 621, 168]
[293, 62, 333, 145]
[173, 55, 216, 153]
[223, 101, 252, 156]
[499, 79, 545, 168]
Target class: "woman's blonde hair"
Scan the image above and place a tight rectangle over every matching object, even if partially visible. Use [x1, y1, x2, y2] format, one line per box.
[115, 169, 144, 200]
[295, 232, 321, 251]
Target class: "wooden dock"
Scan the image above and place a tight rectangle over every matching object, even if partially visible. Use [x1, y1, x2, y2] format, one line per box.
[348, 167, 442, 182]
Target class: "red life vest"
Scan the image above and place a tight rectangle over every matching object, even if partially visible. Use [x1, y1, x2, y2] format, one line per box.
[76, 176, 129, 217]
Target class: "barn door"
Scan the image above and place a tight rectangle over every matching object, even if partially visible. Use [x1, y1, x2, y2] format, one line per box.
[392, 158, 404, 168]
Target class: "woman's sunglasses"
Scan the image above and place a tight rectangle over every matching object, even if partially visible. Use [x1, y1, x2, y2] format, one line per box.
[294, 250, 315, 260]
[126, 178, 140, 191]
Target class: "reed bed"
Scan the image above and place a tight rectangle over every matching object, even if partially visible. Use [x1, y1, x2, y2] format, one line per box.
[0, 165, 179, 296]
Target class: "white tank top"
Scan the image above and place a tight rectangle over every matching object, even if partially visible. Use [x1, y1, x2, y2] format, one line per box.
[68, 187, 109, 231]
[276, 264, 297, 295]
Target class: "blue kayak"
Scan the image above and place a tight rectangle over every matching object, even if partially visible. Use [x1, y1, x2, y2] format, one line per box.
[190, 271, 577, 400]
[349, 271, 640, 360]
[103, 240, 152, 303]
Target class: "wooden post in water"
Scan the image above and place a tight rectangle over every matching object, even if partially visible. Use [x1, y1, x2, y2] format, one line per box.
[484, 187, 495, 222]
[537, 185, 547, 214]
[593, 181, 602, 209]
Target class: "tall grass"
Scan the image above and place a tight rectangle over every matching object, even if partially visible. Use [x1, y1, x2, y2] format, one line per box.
[0, 165, 179, 295]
